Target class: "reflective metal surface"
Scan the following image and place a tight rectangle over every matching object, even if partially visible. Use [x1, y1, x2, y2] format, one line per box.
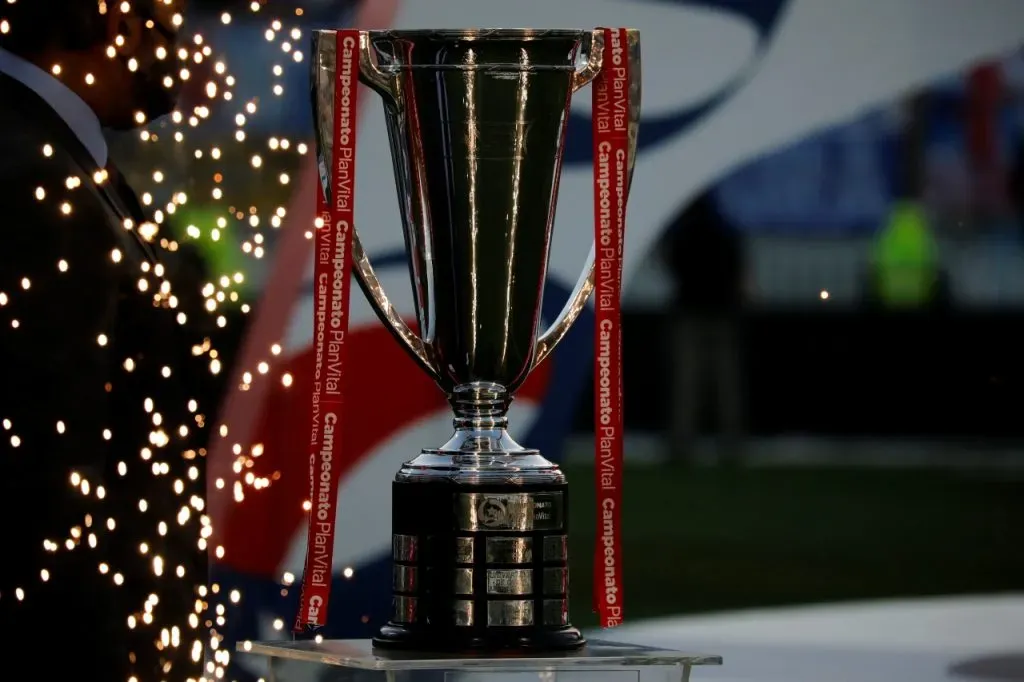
[311, 27, 639, 423]
[392, 534, 418, 562]
[454, 536, 475, 564]
[312, 30, 640, 482]
[392, 596, 418, 624]
[444, 596, 571, 627]
[455, 491, 565, 531]
[394, 564, 419, 593]
[454, 568, 474, 596]
[400, 382, 568, 486]
[486, 569, 533, 595]
[531, 28, 642, 370]
[485, 537, 532, 564]
[452, 600, 475, 627]
[312, 30, 631, 392]
[487, 599, 534, 626]
[311, 28, 642, 650]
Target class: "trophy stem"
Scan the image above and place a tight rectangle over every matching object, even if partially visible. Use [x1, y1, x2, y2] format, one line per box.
[437, 382, 550, 461]
[450, 382, 511, 433]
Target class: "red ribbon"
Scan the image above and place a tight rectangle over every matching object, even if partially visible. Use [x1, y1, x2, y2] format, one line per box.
[592, 26, 629, 629]
[294, 28, 360, 631]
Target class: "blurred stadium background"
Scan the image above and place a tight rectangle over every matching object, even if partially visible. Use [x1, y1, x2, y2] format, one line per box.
[104, 0, 1024, 678]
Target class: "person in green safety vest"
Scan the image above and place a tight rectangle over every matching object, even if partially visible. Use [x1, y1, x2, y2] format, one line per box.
[865, 201, 951, 310]
[165, 203, 259, 305]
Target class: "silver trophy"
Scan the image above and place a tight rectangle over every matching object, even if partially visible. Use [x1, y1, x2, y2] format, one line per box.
[311, 28, 640, 651]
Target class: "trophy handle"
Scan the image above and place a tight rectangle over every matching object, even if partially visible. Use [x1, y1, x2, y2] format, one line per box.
[358, 31, 400, 103]
[571, 28, 605, 92]
[338, 33, 442, 383]
[533, 28, 641, 370]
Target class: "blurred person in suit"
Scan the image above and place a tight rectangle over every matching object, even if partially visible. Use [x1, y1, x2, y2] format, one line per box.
[664, 191, 747, 465]
[0, 1, 224, 679]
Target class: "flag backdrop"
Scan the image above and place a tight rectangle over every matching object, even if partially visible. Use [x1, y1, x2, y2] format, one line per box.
[208, 1, 1024, 678]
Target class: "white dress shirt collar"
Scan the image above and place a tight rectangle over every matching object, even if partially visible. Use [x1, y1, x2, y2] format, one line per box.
[0, 47, 108, 168]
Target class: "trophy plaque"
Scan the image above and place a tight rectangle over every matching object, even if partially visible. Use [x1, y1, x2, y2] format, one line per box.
[304, 27, 640, 652]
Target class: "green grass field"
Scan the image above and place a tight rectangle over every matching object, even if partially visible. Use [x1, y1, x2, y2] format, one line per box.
[561, 463, 1024, 627]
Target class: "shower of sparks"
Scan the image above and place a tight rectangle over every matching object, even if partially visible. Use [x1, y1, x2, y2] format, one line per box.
[0, 2, 335, 680]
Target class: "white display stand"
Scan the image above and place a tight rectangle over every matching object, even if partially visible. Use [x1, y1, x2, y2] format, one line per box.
[240, 638, 722, 682]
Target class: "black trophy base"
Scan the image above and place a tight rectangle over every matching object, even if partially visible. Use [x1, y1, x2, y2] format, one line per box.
[380, 478, 584, 653]
[373, 623, 586, 652]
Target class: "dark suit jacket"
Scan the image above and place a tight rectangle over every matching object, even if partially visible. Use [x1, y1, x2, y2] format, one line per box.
[0, 72, 224, 680]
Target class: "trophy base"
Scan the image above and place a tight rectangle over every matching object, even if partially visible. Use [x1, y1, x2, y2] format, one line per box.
[385, 472, 581, 653]
[373, 622, 585, 652]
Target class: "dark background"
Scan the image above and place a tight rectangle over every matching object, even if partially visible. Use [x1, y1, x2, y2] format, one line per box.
[575, 310, 1024, 439]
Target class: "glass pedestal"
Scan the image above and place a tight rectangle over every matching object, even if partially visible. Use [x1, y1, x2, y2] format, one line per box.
[239, 638, 722, 682]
